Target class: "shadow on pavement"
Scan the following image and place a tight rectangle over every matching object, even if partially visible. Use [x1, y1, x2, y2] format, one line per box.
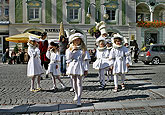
[82, 95, 149, 103]
[127, 72, 156, 76]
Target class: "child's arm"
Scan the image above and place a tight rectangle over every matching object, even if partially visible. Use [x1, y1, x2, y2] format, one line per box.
[46, 50, 51, 59]
[109, 49, 115, 67]
[83, 51, 91, 76]
[125, 48, 131, 67]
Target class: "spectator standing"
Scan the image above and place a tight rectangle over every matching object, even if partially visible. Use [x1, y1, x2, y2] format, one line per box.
[2, 48, 10, 64]
[59, 35, 68, 76]
[39, 32, 50, 78]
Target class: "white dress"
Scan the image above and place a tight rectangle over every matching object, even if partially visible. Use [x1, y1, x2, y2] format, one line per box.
[109, 46, 131, 74]
[93, 48, 110, 70]
[46, 50, 60, 76]
[27, 44, 43, 77]
[66, 49, 90, 76]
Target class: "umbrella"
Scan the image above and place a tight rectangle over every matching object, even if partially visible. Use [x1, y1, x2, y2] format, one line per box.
[5, 32, 41, 43]
[59, 22, 65, 40]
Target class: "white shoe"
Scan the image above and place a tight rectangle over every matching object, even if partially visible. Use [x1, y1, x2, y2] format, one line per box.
[70, 88, 74, 92]
[61, 85, 66, 89]
[73, 96, 78, 101]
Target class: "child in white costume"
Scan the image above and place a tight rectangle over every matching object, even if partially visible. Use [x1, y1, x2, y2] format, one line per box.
[66, 33, 90, 107]
[27, 36, 44, 92]
[109, 34, 131, 92]
[46, 42, 66, 91]
[106, 39, 113, 82]
[93, 36, 110, 89]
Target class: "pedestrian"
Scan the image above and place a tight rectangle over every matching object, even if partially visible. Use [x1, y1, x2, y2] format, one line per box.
[2, 48, 10, 64]
[109, 33, 131, 92]
[93, 36, 110, 89]
[27, 36, 43, 92]
[66, 33, 90, 107]
[39, 32, 50, 79]
[59, 35, 68, 76]
[46, 42, 66, 91]
[106, 39, 113, 82]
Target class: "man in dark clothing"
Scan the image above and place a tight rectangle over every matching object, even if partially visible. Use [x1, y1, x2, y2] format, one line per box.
[59, 35, 68, 76]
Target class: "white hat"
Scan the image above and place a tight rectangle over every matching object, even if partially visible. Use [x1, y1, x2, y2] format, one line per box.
[100, 28, 107, 35]
[106, 39, 112, 44]
[95, 21, 107, 35]
[29, 35, 40, 42]
[96, 36, 106, 44]
[69, 33, 84, 43]
[111, 33, 124, 44]
[124, 37, 128, 44]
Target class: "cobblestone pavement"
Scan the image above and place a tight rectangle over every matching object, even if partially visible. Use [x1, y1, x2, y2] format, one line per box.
[0, 63, 164, 105]
[44, 106, 165, 115]
[0, 62, 165, 114]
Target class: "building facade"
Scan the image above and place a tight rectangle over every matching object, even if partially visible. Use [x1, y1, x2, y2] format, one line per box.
[5, 0, 165, 52]
[0, 0, 9, 55]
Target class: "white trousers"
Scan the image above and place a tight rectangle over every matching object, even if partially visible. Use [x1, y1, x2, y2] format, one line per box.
[99, 69, 105, 86]
[72, 75, 83, 104]
[114, 73, 125, 88]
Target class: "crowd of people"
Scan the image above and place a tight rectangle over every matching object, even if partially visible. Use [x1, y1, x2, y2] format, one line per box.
[2, 48, 29, 64]
[2, 21, 135, 107]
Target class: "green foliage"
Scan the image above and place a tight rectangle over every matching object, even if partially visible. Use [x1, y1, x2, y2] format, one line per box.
[56, 0, 63, 23]
[15, 0, 23, 23]
[45, 0, 52, 23]
[88, 26, 96, 36]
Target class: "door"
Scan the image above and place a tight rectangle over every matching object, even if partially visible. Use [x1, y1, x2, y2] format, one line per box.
[145, 31, 158, 45]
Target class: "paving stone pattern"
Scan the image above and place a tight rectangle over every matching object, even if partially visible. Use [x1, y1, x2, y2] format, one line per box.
[0, 63, 164, 105]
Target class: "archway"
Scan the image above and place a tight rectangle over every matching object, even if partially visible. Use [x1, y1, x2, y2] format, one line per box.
[136, 3, 150, 21]
[24, 28, 44, 36]
[153, 4, 165, 21]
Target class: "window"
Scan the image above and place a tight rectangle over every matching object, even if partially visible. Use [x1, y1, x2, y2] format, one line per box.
[4, 7, 9, 16]
[160, 46, 165, 52]
[106, 9, 116, 21]
[27, 1, 42, 22]
[69, 8, 79, 20]
[136, 13, 150, 22]
[152, 46, 160, 52]
[29, 8, 39, 20]
[66, 0, 81, 23]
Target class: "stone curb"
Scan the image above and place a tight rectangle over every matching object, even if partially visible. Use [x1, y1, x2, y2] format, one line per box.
[0, 99, 165, 113]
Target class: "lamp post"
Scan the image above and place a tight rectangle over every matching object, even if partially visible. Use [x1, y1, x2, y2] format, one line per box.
[86, 3, 109, 22]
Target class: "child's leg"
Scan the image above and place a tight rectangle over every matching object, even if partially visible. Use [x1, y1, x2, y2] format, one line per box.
[30, 76, 35, 90]
[56, 76, 66, 88]
[99, 69, 105, 87]
[106, 69, 110, 81]
[120, 74, 125, 89]
[37, 75, 41, 89]
[69, 75, 74, 91]
[72, 75, 78, 100]
[77, 76, 83, 105]
[51, 73, 57, 89]
[114, 74, 118, 92]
